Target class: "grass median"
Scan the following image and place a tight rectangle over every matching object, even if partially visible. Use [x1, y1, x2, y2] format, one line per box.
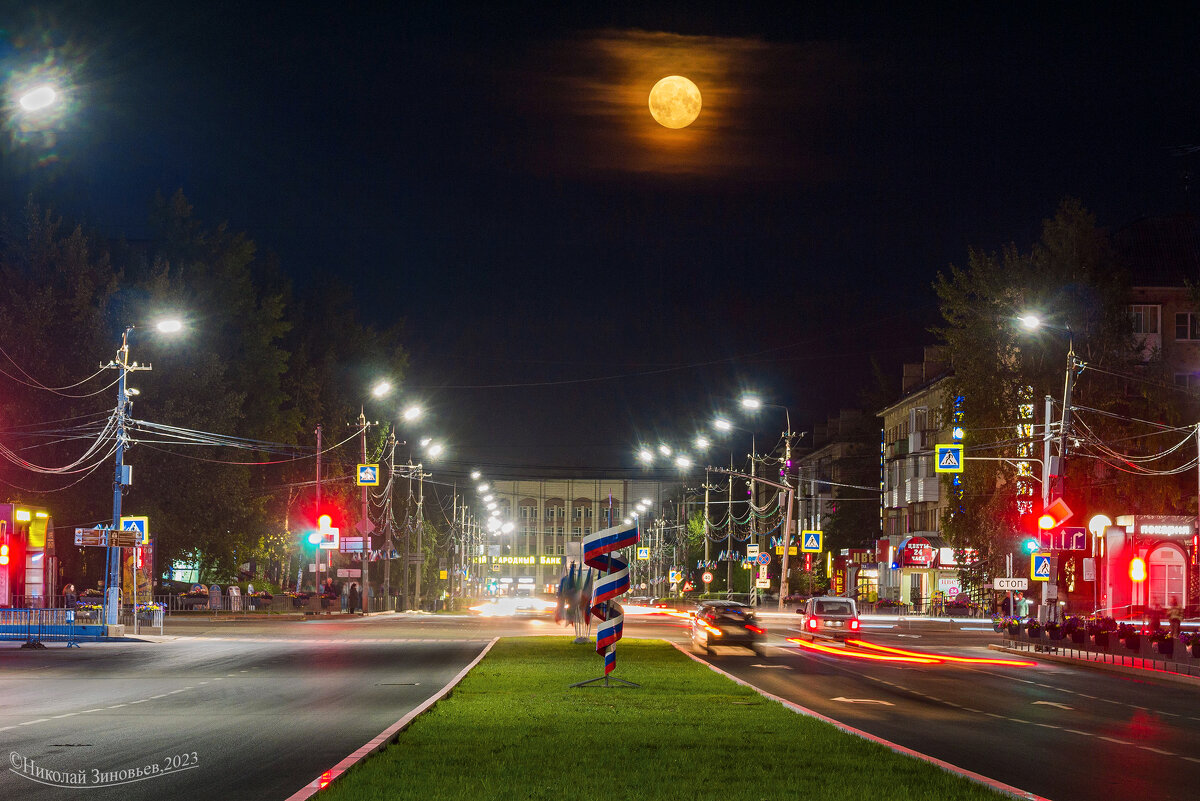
[319, 637, 1010, 801]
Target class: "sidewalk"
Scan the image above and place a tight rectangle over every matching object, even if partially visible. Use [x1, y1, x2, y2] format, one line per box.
[991, 640, 1200, 686]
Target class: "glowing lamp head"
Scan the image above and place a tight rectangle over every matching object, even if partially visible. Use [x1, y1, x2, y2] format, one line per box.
[1019, 314, 1042, 331]
[637, 448, 654, 464]
[741, 397, 762, 410]
[156, 319, 183, 333]
[1130, 556, 1147, 582]
[1038, 514, 1057, 530]
[19, 85, 58, 111]
[0, 544, 8, 565]
[307, 531, 322, 545]
[1023, 539, 1040, 554]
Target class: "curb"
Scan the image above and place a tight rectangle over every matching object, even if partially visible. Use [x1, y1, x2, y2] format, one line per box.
[672, 642, 1046, 801]
[285, 636, 499, 800]
[987, 643, 1200, 687]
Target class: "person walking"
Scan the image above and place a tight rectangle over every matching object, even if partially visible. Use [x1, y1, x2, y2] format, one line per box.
[348, 582, 360, 615]
[1168, 596, 1183, 639]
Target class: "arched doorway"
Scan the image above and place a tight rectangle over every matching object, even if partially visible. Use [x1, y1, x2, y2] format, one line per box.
[1146, 544, 1186, 609]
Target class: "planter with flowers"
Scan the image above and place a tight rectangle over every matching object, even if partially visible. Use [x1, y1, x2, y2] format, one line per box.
[992, 615, 1005, 633]
[1006, 617, 1022, 636]
[136, 602, 164, 626]
[1045, 621, 1064, 641]
[1025, 619, 1043, 639]
[1063, 615, 1087, 645]
[1088, 616, 1117, 649]
[1118, 622, 1140, 651]
[1150, 629, 1176, 657]
[1181, 632, 1200, 658]
[284, 591, 311, 609]
[249, 591, 274, 610]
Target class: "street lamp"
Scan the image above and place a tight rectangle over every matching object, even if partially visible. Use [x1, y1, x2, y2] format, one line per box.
[402, 405, 422, 421]
[103, 320, 183, 625]
[371, 381, 392, 398]
[637, 448, 654, 464]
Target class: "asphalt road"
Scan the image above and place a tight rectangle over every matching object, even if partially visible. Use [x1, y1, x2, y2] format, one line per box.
[4, 610, 1199, 801]
[0, 617, 489, 800]
[675, 614, 1200, 801]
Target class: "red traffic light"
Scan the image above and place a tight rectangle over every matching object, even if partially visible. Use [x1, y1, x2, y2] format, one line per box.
[1130, 557, 1147, 582]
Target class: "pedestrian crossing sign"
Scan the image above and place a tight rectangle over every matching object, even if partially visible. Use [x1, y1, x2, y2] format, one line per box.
[1031, 553, 1051, 581]
[356, 464, 380, 486]
[801, 530, 823, 553]
[935, 444, 964, 473]
[637, 547, 650, 560]
[119, 516, 150, 544]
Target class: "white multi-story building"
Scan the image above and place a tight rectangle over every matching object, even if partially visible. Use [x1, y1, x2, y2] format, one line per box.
[474, 478, 675, 592]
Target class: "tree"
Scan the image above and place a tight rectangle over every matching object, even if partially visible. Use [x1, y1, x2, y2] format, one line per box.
[933, 199, 1192, 586]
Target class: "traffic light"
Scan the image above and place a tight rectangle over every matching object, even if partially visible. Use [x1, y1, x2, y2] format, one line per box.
[0, 543, 8, 566]
[1129, 556, 1147, 582]
[1038, 497, 1074, 530]
[1022, 538, 1040, 554]
[312, 514, 339, 550]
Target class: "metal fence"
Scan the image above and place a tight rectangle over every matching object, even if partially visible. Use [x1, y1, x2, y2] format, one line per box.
[0, 608, 93, 645]
[1004, 634, 1200, 678]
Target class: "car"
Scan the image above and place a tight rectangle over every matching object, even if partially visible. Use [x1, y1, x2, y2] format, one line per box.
[796, 596, 861, 640]
[689, 600, 768, 655]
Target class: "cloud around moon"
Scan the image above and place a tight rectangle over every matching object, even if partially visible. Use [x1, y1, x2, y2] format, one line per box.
[485, 29, 872, 180]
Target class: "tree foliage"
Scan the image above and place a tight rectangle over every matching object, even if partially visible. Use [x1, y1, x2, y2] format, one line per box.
[933, 199, 1194, 580]
[0, 192, 408, 588]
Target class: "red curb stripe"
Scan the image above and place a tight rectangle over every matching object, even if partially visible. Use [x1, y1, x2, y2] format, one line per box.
[285, 637, 499, 800]
[672, 642, 1047, 801]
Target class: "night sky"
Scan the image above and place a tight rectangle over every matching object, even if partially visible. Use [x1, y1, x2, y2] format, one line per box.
[3, 3, 1198, 475]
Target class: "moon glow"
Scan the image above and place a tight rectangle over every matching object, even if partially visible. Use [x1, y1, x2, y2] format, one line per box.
[648, 76, 702, 129]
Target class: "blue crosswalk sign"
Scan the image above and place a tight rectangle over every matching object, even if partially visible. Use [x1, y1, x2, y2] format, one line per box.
[801, 530, 823, 553]
[356, 464, 380, 486]
[935, 444, 963, 473]
[1032, 553, 1051, 581]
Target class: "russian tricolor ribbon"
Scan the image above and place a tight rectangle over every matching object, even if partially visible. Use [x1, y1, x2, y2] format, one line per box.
[582, 521, 639, 674]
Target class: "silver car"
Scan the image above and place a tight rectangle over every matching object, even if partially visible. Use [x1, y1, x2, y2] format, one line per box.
[797, 596, 861, 640]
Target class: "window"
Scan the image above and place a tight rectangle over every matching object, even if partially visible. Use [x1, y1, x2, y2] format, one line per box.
[1176, 312, 1200, 341]
[573, 526, 582, 535]
[1130, 305, 1160, 335]
[1174, 374, 1200, 393]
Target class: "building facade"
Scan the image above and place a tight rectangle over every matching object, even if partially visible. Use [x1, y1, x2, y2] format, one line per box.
[473, 478, 676, 593]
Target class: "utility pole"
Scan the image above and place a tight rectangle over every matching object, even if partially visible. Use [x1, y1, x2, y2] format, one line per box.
[402, 463, 412, 609]
[315, 423, 323, 595]
[416, 464, 426, 610]
[703, 472, 712, 595]
[383, 428, 396, 608]
[779, 423, 796, 611]
[103, 326, 150, 626]
[726, 457, 734, 597]
[358, 410, 371, 609]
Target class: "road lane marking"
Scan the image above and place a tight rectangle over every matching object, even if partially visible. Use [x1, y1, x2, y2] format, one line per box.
[1139, 746, 1175, 756]
[1034, 723, 1059, 729]
[1098, 736, 1132, 745]
[129, 700, 146, 704]
[149, 694, 168, 699]
[831, 697, 894, 705]
[79, 709, 104, 714]
[1183, 757, 1200, 764]
[168, 689, 185, 694]
[51, 713, 78, 719]
[19, 719, 49, 726]
[1063, 729, 1092, 736]
[1032, 701, 1073, 710]
[106, 704, 127, 709]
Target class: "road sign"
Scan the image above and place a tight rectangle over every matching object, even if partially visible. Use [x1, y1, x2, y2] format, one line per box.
[801, 530, 823, 553]
[75, 527, 107, 546]
[1056, 527, 1087, 551]
[756, 552, 770, 565]
[356, 464, 380, 486]
[701, 571, 713, 584]
[669, 569, 682, 583]
[774, 546, 798, 556]
[339, 537, 372, 553]
[637, 547, 650, 560]
[755, 578, 771, 589]
[1082, 557, 1096, 582]
[757, 565, 768, 579]
[746, 544, 760, 558]
[993, 577, 1028, 591]
[935, 444, 964, 473]
[1031, 553, 1051, 581]
[120, 516, 150, 544]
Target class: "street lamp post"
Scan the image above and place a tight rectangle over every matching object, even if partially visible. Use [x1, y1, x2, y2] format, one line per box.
[102, 321, 180, 626]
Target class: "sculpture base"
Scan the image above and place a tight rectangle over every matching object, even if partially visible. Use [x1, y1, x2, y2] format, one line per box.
[569, 674, 640, 688]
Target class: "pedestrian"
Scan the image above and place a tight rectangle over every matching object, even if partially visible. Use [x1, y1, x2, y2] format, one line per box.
[348, 582, 359, 615]
[1148, 602, 1163, 633]
[1168, 596, 1183, 639]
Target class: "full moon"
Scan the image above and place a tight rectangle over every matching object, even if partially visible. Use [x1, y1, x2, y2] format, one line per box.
[648, 75, 702, 129]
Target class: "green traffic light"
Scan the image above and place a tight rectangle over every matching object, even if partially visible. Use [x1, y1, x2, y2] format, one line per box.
[1023, 539, 1039, 553]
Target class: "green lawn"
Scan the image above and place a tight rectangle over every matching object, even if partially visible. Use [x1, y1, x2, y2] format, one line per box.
[319, 637, 1011, 801]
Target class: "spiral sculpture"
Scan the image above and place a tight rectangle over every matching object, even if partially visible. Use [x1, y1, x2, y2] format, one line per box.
[582, 521, 640, 675]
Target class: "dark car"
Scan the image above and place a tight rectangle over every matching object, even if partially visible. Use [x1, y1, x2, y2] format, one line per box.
[797, 596, 861, 640]
[689, 600, 768, 655]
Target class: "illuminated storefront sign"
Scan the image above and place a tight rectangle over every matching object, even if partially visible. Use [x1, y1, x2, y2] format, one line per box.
[902, 537, 934, 567]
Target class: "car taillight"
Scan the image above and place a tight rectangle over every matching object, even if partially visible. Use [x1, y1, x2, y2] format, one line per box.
[745, 624, 766, 634]
[807, 618, 817, 630]
[850, 619, 860, 631]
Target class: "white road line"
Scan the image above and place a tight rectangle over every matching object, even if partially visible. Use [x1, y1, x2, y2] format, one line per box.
[51, 713, 78, 719]
[1063, 729, 1093, 736]
[168, 689, 185, 694]
[1183, 757, 1200, 764]
[148, 694, 168, 700]
[1006, 718, 1032, 724]
[1139, 746, 1175, 756]
[19, 719, 49, 726]
[129, 700, 146, 704]
[79, 709, 104, 714]
[1098, 736, 1132, 745]
[1034, 723, 1059, 729]
[0, 726, 13, 731]
[106, 704, 127, 709]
